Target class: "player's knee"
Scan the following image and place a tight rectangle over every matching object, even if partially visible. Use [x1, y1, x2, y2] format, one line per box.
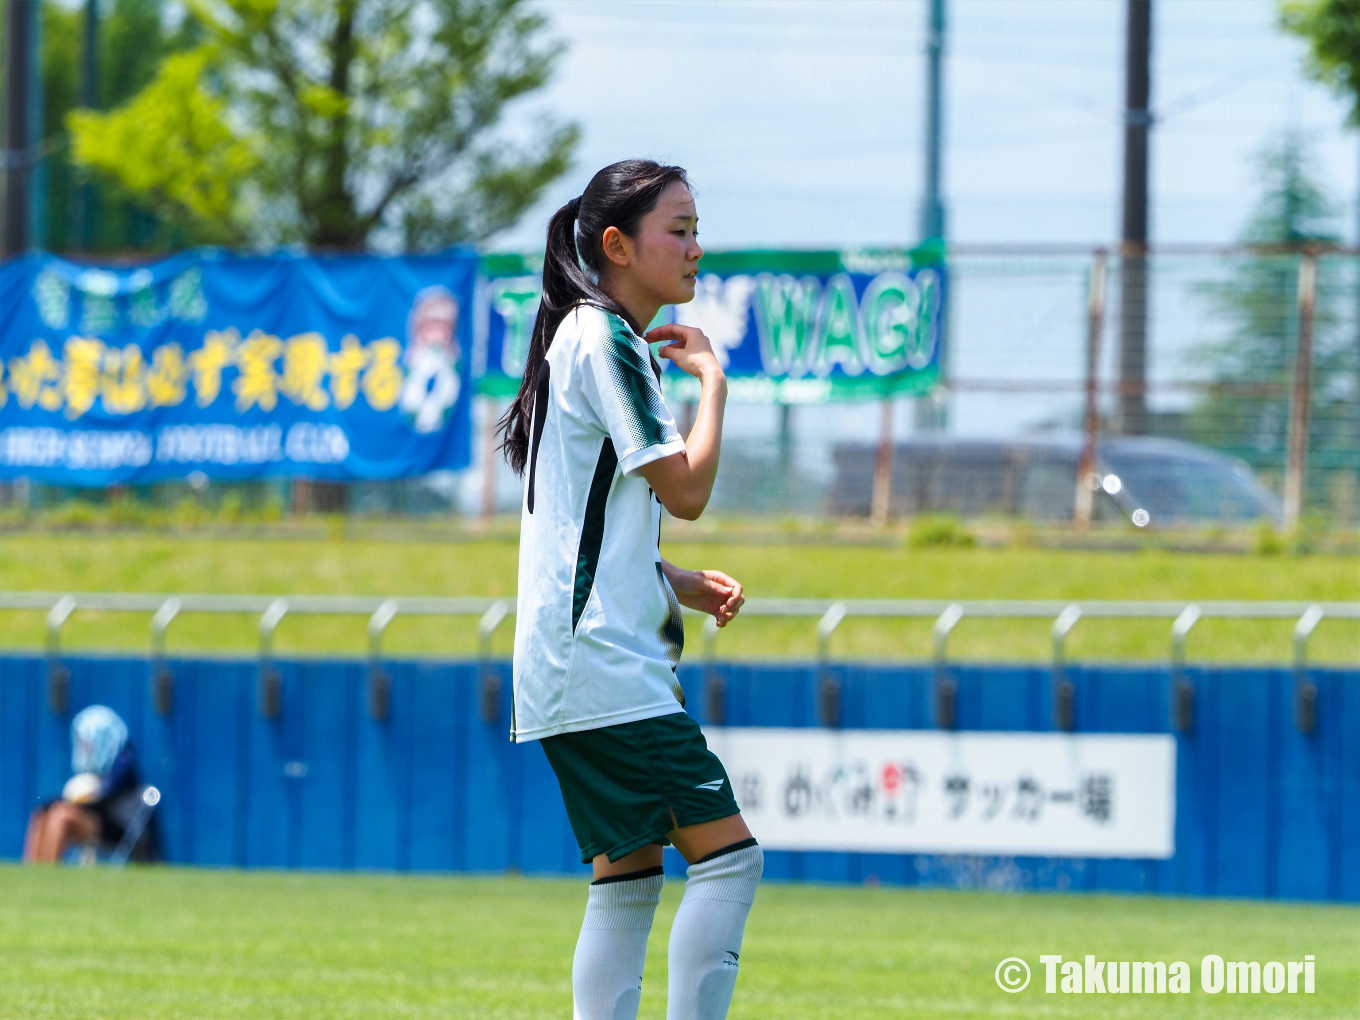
[48, 802, 77, 825]
[47, 807, 72, 836]
[50, 802, 95, 839]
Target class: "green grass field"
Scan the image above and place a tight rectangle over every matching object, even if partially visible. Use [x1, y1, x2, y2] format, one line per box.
[0, 533, 1355, 663]
[0, 866, 1354, 1019]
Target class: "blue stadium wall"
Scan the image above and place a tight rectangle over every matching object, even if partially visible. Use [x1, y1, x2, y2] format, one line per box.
[0, 654, 1355, 902]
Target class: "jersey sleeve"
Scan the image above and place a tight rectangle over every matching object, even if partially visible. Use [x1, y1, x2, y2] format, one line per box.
[578, 309, 686, 476]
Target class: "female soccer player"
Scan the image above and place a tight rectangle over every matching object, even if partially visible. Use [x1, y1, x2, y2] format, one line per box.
[500, 159, 759, 1020]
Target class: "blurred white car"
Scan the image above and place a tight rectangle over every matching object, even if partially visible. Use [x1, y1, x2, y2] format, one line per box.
[830, 435, 1283, 526]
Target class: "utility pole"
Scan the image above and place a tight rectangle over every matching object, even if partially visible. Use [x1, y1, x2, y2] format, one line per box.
[920, 0, 945, 242]
[1074, 250, 1108, 529]
[1354, 135, 1360, 480]
[3, 0, 38, 256]
[914, 0, 947, 434]
[777, 402, 792, 503]
[870, 400, 894, 527]
[1118, 0, 1152, 436]
[74, 0, 99, 250]
[1283, 251, 1317, 531]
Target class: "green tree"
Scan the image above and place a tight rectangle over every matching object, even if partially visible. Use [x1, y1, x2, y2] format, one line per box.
[1187, 135, 1359, 521]
[36, 0, 195, 253]
[1282, 0, 1360, 119]
[69, 0, 577, 250]
[70, 48, 257, 243]
[1277, 1, 1360, 521]
[38, 0, 82, 249]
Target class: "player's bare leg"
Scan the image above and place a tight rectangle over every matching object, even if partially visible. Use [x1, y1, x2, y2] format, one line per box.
[592, 843, 663, 880]
[666, 813, 752, 864]
[31, 802, 98, 863]
[22, 807, 46, 863]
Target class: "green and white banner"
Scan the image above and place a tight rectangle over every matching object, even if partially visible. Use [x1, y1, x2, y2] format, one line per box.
[475, 247, 945, 403]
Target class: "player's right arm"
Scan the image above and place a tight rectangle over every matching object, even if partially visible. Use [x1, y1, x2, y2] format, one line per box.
[638, 324, 726, 521]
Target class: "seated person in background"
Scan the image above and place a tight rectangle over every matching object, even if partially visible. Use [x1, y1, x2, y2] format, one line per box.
[23, 705, 158, 864]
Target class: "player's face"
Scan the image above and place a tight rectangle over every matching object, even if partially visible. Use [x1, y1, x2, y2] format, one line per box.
[630, 181, 704, 307]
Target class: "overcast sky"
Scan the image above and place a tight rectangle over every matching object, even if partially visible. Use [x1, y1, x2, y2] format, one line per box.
[492, 0, 1359, 252]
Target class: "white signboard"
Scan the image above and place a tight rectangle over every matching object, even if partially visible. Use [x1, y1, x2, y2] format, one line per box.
[705, 728, 1176, 859]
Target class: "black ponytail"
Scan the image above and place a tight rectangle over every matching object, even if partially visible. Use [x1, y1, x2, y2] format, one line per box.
[498, 159, 689, 475]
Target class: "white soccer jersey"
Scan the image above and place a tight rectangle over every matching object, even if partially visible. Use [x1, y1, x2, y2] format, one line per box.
[511, 304, 690, 742]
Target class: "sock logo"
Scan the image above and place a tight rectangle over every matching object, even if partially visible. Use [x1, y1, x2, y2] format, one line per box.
[695, 779, 725, 792]
[724, 951, 740, 967]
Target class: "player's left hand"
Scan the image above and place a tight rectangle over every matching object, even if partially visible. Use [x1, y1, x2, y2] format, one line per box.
[671, 569, 744, 627]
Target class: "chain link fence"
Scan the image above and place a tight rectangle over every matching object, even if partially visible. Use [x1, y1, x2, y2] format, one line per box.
[2, 248, 1355, 532]
[699, 247, 1358, 530]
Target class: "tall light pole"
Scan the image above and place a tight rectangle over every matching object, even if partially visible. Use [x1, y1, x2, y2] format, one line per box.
[915, 0, 948, 434]
[1118, 0, 1152, 435]
[921, 0, 946, 242]
[3, 0, 38, 256]
[74, 0, 100, 250]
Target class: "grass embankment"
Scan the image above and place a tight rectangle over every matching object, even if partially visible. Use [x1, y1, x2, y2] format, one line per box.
[0, 534, 1354, 663]
[0, 866, 1354, 1019]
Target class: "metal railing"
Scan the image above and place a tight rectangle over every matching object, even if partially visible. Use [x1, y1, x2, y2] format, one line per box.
[694, 597, 1356, 733]
[1, 592, 1354, 732]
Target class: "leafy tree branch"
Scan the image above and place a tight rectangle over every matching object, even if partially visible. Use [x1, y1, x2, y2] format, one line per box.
[69, 0, 577, 250]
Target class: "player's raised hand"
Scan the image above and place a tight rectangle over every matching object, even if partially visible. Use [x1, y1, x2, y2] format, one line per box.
[670, 569, 744, 627]
[645, 324, 724, 381]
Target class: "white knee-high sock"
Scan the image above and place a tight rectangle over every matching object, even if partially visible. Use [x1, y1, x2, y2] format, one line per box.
[666, 841, 763, 1020]
[572, 867, 663, 1020]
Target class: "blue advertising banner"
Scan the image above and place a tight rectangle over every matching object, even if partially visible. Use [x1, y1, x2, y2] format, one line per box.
[476, 248, 946, 403]
[0, 250, 478, 485]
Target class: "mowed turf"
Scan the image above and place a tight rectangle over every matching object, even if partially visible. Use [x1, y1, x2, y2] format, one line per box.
[0, 866, 1354, 1019]
[0, 533, 1355, 663]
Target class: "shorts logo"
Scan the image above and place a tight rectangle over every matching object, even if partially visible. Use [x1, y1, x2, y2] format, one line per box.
[695, 779, 725, 792]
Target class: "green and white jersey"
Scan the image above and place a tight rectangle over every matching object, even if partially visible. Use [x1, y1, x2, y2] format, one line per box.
[511, 304, 689, 742]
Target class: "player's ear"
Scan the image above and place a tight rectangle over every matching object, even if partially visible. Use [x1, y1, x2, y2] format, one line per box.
[600, 226, 631, 268]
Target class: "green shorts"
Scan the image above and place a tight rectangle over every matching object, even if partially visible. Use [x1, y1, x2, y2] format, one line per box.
[540, 710, 741, 864]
